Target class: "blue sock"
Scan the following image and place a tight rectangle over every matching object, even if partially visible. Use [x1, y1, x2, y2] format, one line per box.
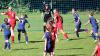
[91, 33, 96, 40]
[7, 42, 10, 49]
[18, 33, 21, 42]
[25, 35, 28, 42]
[4, 42, 7, 49]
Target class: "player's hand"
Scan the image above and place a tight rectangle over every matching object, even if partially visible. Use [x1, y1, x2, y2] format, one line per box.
[0, 29, 2, 32]
[28, 25, 30, 28]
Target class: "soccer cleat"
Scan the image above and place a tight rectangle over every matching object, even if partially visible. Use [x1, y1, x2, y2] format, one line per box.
[26, 42, 28, 44]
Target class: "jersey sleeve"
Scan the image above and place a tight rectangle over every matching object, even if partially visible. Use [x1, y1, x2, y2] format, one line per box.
[25, 19, 28, 23]
[1, 24, 4, 29]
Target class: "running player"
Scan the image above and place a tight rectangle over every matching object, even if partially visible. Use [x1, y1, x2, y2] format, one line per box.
[1, 6, 18, 43]
[53, 9, 68, 39]
[41, 4, 52, 32]
[17, 14, 30, 44]
[85, 12, 99, 41]
[0, 18, 11, 50]
[72, 8, 88, 37]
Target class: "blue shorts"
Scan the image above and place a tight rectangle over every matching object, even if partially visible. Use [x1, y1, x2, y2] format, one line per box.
[18, 29, 26, 33]
[93, 27, 99, 33]
[75, 21, 81, 30]
[4, 34, 11, 41]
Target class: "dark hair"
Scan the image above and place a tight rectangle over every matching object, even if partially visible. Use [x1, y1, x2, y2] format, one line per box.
[89, 12, 94, 16]
[4, 18, 8, 23]
[24, 14, 28, 18]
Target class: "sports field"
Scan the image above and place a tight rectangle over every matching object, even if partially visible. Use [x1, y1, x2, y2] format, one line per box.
[0, 11, 99, 56]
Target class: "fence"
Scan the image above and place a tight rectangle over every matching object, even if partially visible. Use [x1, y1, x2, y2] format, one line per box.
[0, 0, 100, 13]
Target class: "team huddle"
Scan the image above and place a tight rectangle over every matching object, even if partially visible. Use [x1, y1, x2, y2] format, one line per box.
[0, 4, 100, 56]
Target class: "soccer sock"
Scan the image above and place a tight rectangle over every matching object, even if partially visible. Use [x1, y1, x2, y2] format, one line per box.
[7, 42, 10, 49]
[4, 42, 7, 49]
[18, 33, 21, 42]
[76, 31, 79, 37]
[43, 26, 46, 32]
[11, 36, 14, 43]
[64, 33, 68, 39]
[25, 35, 28, 42]
[91, 33, 96, 40]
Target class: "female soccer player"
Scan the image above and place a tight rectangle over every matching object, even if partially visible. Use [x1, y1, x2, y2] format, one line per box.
[72, 8, 88, 37]
[41, 4, 52, 32]
[85, 12, 99, 42]
[53, 9, 68, 39]
[43, 19, 55, 56]
[17, 14, 30, 44]
[1, 18, 11, 50]
[1, 6, 18, 43]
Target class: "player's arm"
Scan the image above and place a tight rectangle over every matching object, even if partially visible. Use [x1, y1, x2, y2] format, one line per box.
[85, 20, 90, 26]
[91, 46, 98, 56]
[96, 19, 99, 23]
[26, 20, 30, 28]
[1, 12, 6, 15]
[16, 16, 20, 21]
[44, 38, 47, 51]
[54, 16, 57, 23]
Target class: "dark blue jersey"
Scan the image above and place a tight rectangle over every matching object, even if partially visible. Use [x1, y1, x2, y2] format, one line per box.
[73, 13, 80, 22]
[1, 23, 11, 35]
[18, 18, 28, 30]
[89, 16, 98, 28]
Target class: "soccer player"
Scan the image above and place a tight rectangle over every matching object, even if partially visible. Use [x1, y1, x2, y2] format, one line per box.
[92, 38, 100, 56]
[0, 18, 11, 50]
[17, 14, 30, 44]
[85, 12, 99, 41]
[1, 6, 18, 43]
[72, 8, 88, 37]
[41, 4, 52, 32]
[43, 20, 55, 56]
[53, 9, 68, 39]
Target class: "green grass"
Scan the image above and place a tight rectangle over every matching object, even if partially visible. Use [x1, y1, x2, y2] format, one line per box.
[0, 11, 99, 56]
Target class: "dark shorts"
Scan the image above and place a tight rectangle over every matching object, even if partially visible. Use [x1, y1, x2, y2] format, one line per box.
[43, 15, 51, 23]
[93, 27, 99, 33]
[18, 29, 26, 33]
[75, 21, 81, 30]
[4, 33, 11, 41]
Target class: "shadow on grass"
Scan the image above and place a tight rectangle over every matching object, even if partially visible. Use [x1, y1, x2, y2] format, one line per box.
[13, 48, 38, 51]
[57, 54, 86, 56]
[16, 40, 44, 44]
[69, 38, 86, 40]
[29, 40, 44, 43]
[61, 38, 86, 41]
[56, 47, 83, 50]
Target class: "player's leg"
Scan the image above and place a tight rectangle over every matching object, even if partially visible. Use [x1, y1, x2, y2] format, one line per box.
[11, 25, 16, 43]
[43, 52, 47, 56]
[23, 30, 28, 44]
[4, 34, 11, 49]
[7, 34, 11, 49]
[59, 29, 68, 39]
[49, 52, 54, 56]
[57, 23, 68, 39]
[75, 22, 81, 37]
[18, 29, 21, 43]
[43, 22, 46, 32]
[4, 35, 8, 49]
